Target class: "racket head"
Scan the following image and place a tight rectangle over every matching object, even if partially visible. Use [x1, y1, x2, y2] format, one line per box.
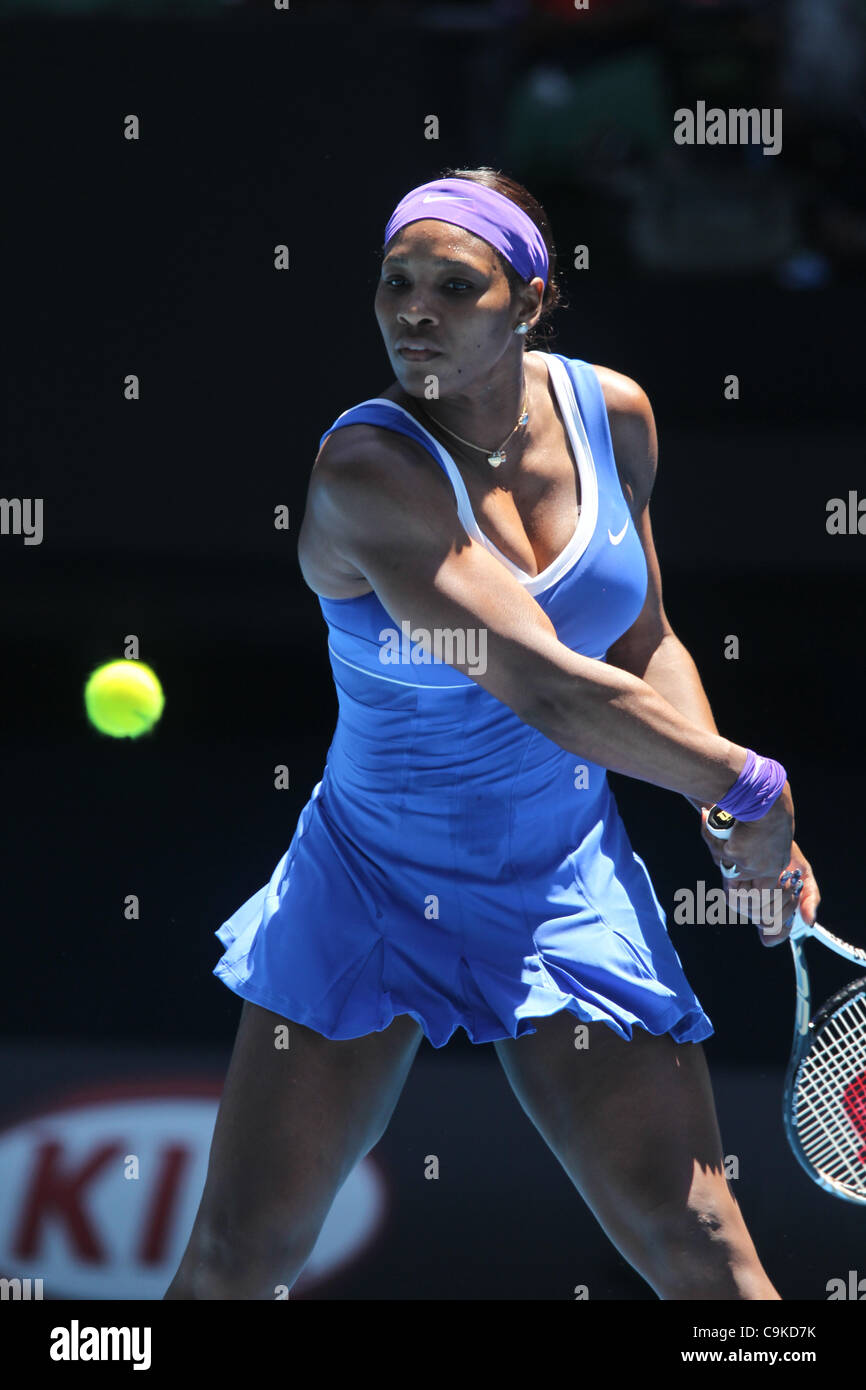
[783, 967, 866, 1204]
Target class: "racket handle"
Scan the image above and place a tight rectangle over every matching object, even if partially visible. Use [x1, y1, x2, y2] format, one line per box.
[707, 809, 813, 938]
[705, 805, 740, 877]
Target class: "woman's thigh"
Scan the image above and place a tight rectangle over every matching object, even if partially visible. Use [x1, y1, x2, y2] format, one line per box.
[167, 999, 423, 1296]
[494, 1010, 778, 1299]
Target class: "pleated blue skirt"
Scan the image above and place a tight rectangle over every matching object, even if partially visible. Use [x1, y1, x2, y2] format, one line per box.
[213, 732, 713, 1049]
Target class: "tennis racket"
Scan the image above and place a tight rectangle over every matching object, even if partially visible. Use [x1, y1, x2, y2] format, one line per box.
[706, 805, 866, 1204]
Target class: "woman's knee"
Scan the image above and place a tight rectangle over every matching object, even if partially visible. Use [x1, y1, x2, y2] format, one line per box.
[638, 1195, 778, 1300]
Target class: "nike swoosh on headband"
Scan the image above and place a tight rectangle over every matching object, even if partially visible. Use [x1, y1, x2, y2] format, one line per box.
[608, 520, 628, 545]
[385, 179, 549, 286]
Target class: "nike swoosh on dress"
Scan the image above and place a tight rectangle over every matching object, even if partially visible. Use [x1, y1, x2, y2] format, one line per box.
[608, 519, 628, 545]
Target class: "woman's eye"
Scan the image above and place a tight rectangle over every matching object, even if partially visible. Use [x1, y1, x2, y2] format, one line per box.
[382, 278, 472, 292]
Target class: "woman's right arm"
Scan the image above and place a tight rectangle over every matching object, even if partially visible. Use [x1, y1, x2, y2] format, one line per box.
[298, 434, 793, 878]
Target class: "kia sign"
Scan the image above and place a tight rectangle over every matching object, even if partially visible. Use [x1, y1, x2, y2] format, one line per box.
[0, 1079, 387, 1299]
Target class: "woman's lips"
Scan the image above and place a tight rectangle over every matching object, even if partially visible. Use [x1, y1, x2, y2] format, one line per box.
[397, 346, 441, 362]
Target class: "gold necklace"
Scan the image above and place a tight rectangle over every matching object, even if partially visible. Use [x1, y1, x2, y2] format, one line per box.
[419, 381, 529, 468]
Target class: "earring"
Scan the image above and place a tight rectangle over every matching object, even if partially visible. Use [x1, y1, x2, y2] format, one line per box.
[514, 322, 529, 335]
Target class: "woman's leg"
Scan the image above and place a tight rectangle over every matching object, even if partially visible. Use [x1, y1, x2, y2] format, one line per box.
[164, 999, 423, 1299]
[494, 1010, 780, 1300]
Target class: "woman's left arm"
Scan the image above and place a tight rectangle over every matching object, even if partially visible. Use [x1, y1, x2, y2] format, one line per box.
[594, 365, 819, 938]
[593, 364, 716, 770]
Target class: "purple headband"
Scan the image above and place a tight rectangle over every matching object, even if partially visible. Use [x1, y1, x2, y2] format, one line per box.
[383, 177, 549, 286]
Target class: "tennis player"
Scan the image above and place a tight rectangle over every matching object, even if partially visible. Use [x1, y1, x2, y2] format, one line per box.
[165, 167, 820, 1301]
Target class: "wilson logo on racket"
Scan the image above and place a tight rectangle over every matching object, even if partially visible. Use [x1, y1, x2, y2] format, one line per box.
[842, 1072, 866, 1164]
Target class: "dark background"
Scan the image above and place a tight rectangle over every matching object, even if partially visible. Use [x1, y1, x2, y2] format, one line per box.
[2, 0, 865, 1301]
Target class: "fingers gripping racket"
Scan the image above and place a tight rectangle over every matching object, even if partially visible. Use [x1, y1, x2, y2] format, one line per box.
[706, 805, 866, 1204]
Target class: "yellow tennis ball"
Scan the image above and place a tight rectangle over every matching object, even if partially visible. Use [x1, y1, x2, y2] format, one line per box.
[84, 659, 165, 738]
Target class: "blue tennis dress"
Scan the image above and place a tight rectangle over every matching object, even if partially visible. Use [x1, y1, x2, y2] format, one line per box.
[214, 351, 713, 1047]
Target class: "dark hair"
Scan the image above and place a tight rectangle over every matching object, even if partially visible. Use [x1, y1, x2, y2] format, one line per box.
[438, 165, 566, 352]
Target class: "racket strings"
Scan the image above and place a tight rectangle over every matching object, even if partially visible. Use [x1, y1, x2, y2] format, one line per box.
[792, 991, 866, 1199]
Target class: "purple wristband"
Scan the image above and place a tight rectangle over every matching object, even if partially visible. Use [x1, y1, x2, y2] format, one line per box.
[715, 749, 788, 822]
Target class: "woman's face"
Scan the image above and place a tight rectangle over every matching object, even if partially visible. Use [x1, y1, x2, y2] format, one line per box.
[374, 220, 539, 396]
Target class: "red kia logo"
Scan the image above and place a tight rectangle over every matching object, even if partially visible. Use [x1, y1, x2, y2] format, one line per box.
[0, 1080, 387, 1298]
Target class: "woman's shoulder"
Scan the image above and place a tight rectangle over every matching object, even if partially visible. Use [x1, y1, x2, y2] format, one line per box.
[535, 350, 653, 423]
[311, 399, 455, 523]
[316, 382, 446, 479]
[315, 414, 435, 481]
[586, 362, 654, 422]
[586, 364, 657, 509]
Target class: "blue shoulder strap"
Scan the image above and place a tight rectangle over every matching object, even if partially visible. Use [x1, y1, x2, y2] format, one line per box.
[553, 355, 616, 476]
[318, 401, 450, 480]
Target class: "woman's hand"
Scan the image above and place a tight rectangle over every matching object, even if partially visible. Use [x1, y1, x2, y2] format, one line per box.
[700, 784, 794, 879]
[699, 795, 819, 947]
